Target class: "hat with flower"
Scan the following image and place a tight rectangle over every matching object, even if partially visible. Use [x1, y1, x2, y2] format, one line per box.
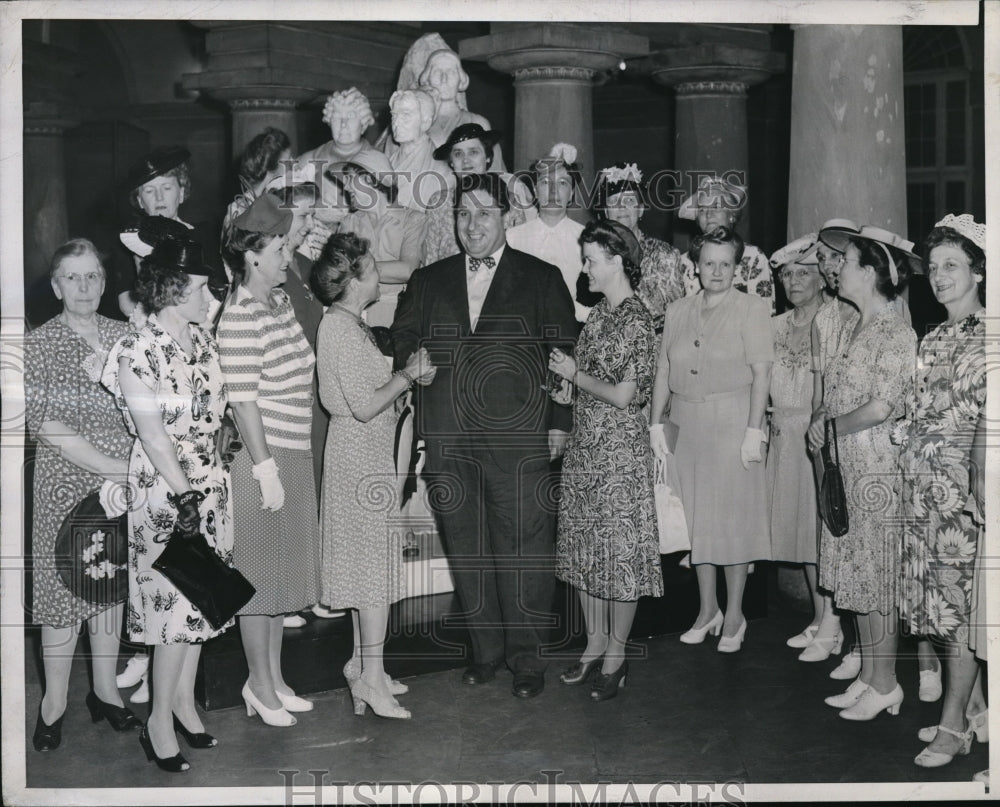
[597, 162, 646, 209]
[770, 233, 820, 269]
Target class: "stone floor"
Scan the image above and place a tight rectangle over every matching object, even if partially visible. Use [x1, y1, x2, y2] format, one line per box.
[17, 606, 990, 798]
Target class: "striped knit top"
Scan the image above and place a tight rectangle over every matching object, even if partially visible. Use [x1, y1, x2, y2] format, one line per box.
[217, 285, 316, 450]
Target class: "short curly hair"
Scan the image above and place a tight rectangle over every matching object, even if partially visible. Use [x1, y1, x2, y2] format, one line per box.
[923, 225, 986, 303]
[49, 238, 106, 281]
[129, 163, 191, 212]
[221, 227, 279, 288]
[579, 219, 643, 290]
[690, 226, 745, 266]
[238, 127, 292, 188]
[310, 231, 371, 305]
[134, 260, 192, 314]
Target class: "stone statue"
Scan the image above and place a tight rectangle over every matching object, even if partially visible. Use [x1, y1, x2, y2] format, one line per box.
[383, 89, 450, 212]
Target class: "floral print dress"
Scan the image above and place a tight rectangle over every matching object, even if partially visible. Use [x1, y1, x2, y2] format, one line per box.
[636, 234, 685, 328]
[102, 315, 232, 644]
[556, 296, 663, 601]
[899, 310, 985, 643]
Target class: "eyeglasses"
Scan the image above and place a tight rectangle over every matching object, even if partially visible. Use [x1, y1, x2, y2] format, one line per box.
[54, 272, 102, 286]
[779, 267, 819, 282]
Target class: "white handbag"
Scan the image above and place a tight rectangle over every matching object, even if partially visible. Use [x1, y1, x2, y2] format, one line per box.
[654, 455, 690, 555]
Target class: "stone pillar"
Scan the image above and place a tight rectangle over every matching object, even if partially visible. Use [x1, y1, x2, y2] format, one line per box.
[787, 25, 907, 237]
[23, 104, 78, 318]
[460, 24, 648, 221]
[646, 45, 784, 242]
[225, 95, 307, 155]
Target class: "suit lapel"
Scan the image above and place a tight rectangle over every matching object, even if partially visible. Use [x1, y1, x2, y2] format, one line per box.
[474, 249, 516, 333]
[438, 255, 472, 334]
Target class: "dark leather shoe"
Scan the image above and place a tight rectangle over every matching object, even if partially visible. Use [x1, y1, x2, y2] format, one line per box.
[33, 705, 64, 752]
[462, 660, 503, 685]
[512, 671, 544, 699]
[86, 692, 141, 731]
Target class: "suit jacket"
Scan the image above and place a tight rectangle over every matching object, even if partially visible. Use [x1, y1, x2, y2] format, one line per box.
[391, 247, 576, 459]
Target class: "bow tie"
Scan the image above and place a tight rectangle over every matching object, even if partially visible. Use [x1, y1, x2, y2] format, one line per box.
[468, 255, 496, 271]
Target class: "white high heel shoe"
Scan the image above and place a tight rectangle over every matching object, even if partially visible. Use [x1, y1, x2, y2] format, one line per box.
[798, 630, 843, 662]
[824, 678, 870, 708]
[914, 724, 973, 768]
[829, 646, 862, 680]
[276, 690, 313, 712]
[717, 620, 747, 653]
[918, 667, 943, 702]
[786, 625, 819, 648]
[343, 657, 409, 695]
[919, 707, 988, 743]
[839, 683, 903, 721]
[679, 611, 723, 645]
[242, 681, 296, 727]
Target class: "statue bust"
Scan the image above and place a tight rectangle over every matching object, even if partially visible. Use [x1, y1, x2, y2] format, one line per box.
[383, 89, 450, 212]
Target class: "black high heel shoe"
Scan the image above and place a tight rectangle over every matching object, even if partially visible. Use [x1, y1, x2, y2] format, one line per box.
[32, 704, 64, 751]
[138, 723, 190, 772]
[173, 715, 217, 748]
[86, 692, 141, 731]
[559, 657, 601, 686]
[590, 661, 628, 702]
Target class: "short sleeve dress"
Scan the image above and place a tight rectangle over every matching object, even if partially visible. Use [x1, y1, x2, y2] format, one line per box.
[817, 305, 916, 615]
[25, 315, 132, 627]
[217, 286, 321, 617]
[766, 309, 819, 564]
[556, 296, 663, 601]
[102, 315, 233, 644]
[899, 310, 985, 642]
[316, 307, 404, 610]
[635, 234, 685, 329]
[660, 288, 774, 565]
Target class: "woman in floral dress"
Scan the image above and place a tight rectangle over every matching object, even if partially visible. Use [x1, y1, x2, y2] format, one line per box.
[103, 237, 231, 772]
[549, 220, 662, 702]
[594, 162, 685, 330]
[764, 236, 830, 658]
[807, 227, 916, 721]
[26, 239, 139, 752]
[898, 214, 987, 768]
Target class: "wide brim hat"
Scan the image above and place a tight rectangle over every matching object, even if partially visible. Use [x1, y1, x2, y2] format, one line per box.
[124, 145, 190, 192]
[770, 233, 820, 268]
[54, 491, 128, 606]
[433, 123, 502, 161]
[817, 218, 861, 251]
[677, 174, 747, 221]
[146, 236, 213, 276]
[120, 215, 192, 257]
[821, 224, 923, 275]
[324, 149, 395, 187]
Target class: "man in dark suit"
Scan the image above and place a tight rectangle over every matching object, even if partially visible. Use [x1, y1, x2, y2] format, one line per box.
[391, 173, 577, 698]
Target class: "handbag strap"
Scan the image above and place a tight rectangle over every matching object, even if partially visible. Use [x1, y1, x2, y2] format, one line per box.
[825, 417, 839, 464]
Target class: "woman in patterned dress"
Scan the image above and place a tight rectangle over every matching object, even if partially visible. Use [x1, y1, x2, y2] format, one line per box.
[676, 174, 775, 315]
[26, 239, 140, 752]
[898, 214, 987, 767]
[594, 162, 685, 330]
[549, 220, 662, 702]
[765, 236, 830, 658]
[218, 194, 321, 727]
[806, 227, 916, 721]
[650, 226, 773, 654]
[312, 232, 435, 718]
[102, 237, 232, 772]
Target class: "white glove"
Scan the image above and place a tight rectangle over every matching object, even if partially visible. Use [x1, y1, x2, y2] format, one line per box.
[649, 423, 671, 459]
[251, 457, 285, 511]
[740, 427, 767, 469]
[99, 479, 129, 518]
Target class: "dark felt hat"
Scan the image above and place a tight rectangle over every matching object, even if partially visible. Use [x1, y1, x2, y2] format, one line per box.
[232, 193, 293, 236]
[54, 491, 128, 606]
[433, 123, 501, 161]
[120, 215, 192, 257]
[124, 145, 191, 191]
[146, 236, 213, 276]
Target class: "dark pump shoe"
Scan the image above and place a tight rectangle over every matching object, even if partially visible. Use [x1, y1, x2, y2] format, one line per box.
[86, 692, 141, 731]
[33, 705, 64, 752]
[462, 659, 503, 685]
[512, 671, 545, 699]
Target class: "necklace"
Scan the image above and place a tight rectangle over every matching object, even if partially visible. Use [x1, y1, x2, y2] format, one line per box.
[332, 303, 378, 348]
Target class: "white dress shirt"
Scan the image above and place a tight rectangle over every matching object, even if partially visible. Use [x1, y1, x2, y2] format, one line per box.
[466, 246, 505, 331]
[506, 215, 589, 321]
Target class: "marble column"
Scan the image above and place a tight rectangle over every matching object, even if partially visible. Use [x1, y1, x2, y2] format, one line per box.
[460, 25, 648, 221]
[23, 104, 78, 324]
[225, 95, 306, 155]
[787, 25, 907, 237]
[646, 45, 783, 240]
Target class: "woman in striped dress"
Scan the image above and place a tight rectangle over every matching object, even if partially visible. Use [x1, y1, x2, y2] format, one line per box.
[218, 194, 321, 727]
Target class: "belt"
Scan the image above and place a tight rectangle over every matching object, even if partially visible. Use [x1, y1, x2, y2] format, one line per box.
[672, 385, 750, 404]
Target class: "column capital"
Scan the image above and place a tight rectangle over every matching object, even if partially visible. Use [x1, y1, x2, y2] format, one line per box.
[23, 101, 79, 136]
[675, 80, 748, 98]
[641, 43, 784, 89]
[227, 97, 302, 111]
[460, 23, 648, 78]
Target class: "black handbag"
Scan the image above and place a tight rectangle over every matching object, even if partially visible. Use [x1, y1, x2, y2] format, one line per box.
[817, 418, 850, 537]
[152, 526, 255, 630]
[54, 490, 129, 605]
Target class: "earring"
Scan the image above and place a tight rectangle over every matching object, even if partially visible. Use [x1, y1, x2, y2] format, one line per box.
[253, 260, 259, 267]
